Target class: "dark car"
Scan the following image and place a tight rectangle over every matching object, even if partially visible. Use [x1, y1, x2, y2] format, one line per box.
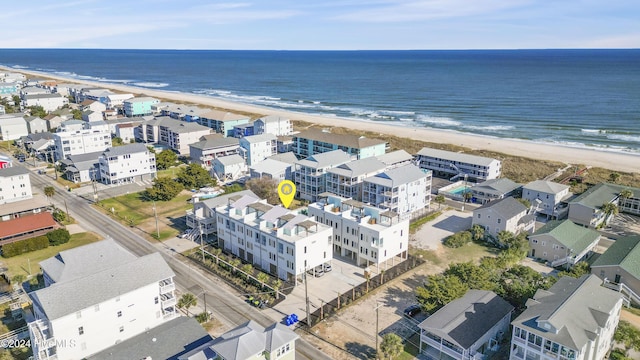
[403, 304, 422, 318]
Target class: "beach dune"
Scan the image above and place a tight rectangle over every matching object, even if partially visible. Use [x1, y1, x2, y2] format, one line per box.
[5, 66, 639, 173]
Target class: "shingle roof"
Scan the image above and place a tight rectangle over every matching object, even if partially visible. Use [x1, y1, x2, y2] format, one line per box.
[87, 316, 212, 360]
[240, 133, 276, 144]
[295, 128, 386, 149]
[524, 180, 570, 194]
[101, 143, 149, 157]
[257, 115, 289, 124]
[473, 178, 521, 194]
[328, 157, 387, 178]
[267, 152, 298, 164]
[364, 164, 426, 187]
[250, 158, 291, 175]
[66, 151, 103, 163]
[24, 93, 63, 100]
[418, 290, 513, 349]
[416, 147, 498, 166]
[512, 275, 622, 351]
[199, 190, 258, 211]
[0, 212, 56, 240]
[530, 220, 600, 254]
[570, 183, 640, 209]
[296, 150, 352, 169]
[199, 109, 248, 122]
[215, 154, 245, 166]
[475, 197, 527, 218]
[0, 166, 29, 177]
[30, 252, 174, 320]
[147, 117, 211, 134]
[591, 235, 640, 280]
[376, 150, 413, 166]
[124, 96, 158, 104]
[189, 134, 239, 150]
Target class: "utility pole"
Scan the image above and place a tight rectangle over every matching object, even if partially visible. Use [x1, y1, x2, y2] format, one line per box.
[375, 301, 383, 360]
[153, 200, 159, 239]
[304, 269, 311, 327]
[200, 222, 204, 262]
[63, 199, 70, 225]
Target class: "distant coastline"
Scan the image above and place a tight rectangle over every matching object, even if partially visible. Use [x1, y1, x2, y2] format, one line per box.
[2, 64, 640, 173]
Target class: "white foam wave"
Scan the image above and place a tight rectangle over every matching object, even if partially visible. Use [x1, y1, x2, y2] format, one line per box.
[464, 125, 515, 131]
[134, 82, 169, 88]
[607, 134, 640, 143]
[581, 128, 604, 134]
[416, 115, 461, 127]
[11, 65, 28, 69]
[379, 110, 416, 116]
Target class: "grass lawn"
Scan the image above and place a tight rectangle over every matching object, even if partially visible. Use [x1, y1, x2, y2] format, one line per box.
[411, 241, 497, 268]
[156, 164, 187, 180]
[1, 232, 102, 278]
[96, 191, 193, 241]
[397, 333, 421, 360]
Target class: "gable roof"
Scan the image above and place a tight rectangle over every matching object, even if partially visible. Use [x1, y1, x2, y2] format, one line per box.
[418, 290, 513, 349]
[296, 150, 352, 169]
[267, 152, 298, 164]
[147, 117, 211, 134]
[250, 158, 292, 175]
[376, 149, 413, 166]
[214, 154, 245, 166]
[475, 197, 527, 218]
[190, 134, 239, 150]
[295, 128, 386, 149]
[101, 143, 149, 157]
[530, 220, 600, 254]
[591, 235, 640, 280]
[328, 157, 387, 178]
[524, 180, 570, 194]
[256, 115, 289, 124]
[473, 178, 521, 194]
[364, 164, 426, 187]
[199, 109, 248, 122]
[240, 133, 276, 144]
[512, 275, 622, 351]
[416, 147, 498, 166]
[0, 212, 56, 240]
[570, 183, 640, 210]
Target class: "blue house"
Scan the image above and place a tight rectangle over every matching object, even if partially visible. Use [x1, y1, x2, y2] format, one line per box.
[233, 122, 255, 138]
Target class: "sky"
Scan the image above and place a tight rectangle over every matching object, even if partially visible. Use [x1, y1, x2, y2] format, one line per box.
[1, 0, 639, 50]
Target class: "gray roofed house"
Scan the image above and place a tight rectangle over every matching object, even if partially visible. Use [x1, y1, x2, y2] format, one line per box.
[189, 134, 240, 169]
[522, 180, 572, 218]
[267, 152, 298, 164]
[86, 316, 213, 360]
[59, 151, 102, 183]
[510, 275, 623, 360]
[419, 290, 513, 360]
[471, 178, 522, 204]
[0, 166, 29, 178]
[190, 134, 240, 150]
[363, 163, 426, 187]
[294, 150, 353, 202]
[296, 149, 353, 169]
[100, 142, 150, 157]
[472, 197, 534, 239]
[376, 149, 414, 168]
[186, 190, 258, 235]
[568, 183, 640, 228]
[329, 157, 387, 178]
[250, 158, 294, 181]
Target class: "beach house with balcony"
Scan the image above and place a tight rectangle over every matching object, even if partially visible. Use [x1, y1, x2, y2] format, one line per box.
[294, 150, 353, 202]
[239, 133, 277, 166]
[197, 109, 251, 137]
[123, 96, 160, 117]
[471, 178, 522, 205]
[509, 275, 622, 360]
[308, 194, 409, 269]
[28, 239, 177, 360]
[253, 115, 293, 136]
[0, 114, 28, 140]
[376, 149, 414, 169]
[292, 128, 387, 159]
[326, 157, 387, 201]
[528, 220, 600, 267]
[522, 180, 572, 219]
[415, 148, 501, 183]
[215, 194, 333, 283]
[98, 143, 156, 185]
[233, 122, 255, 138]
[249, 155, 295, 182]
[189, 134, 240, 170]
[185, 190, 257, 240]
[53, 121, 112, 160]
[568, 183, 640, 228]
[59, 152, 101, 184]
[212, 154, 246, 183]
[361, 164, 431, 219]
[418, 290, 513, 360]
[138, 117, 212, 155]
[472, 197, 535, 240]
[0, 166, 32, 204]
[590, 235, 640, 306]
[22, 93, 68, 112]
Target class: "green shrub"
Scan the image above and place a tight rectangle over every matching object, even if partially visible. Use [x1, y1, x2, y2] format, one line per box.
[1, 236, 49, 258]
[443, 231, 472, 248]
[47, 229, 71, 246]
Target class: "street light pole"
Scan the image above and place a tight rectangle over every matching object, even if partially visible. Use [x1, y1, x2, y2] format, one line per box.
[153, 201, 159, 239]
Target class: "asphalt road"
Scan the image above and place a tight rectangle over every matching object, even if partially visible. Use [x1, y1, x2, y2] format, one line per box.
[27, 166, 329, 360]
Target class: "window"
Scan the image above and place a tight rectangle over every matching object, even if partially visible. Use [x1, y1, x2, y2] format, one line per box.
[532, 239, 538, 244]
[119, 326, 124, 333]
[155, 297, 159, 304]
[78, 326, 84, 335]
[117, 311, 122, 317]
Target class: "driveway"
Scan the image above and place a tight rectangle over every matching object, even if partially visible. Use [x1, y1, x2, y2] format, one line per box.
[411, 209, 473, 251]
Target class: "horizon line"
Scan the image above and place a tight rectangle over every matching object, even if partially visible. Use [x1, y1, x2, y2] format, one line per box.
[1, 47, 639, 52]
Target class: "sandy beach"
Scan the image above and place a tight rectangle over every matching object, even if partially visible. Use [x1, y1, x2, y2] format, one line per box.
[5, 66, 640, 173]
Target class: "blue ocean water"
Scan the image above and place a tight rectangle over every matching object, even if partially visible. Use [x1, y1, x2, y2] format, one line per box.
[1, 49, 639, 153]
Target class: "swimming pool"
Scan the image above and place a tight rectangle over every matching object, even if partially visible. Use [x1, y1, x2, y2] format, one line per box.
[448, 186, 470, 195]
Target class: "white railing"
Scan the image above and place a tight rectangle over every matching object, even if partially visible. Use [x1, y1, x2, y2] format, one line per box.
[603, 278, 640, 306]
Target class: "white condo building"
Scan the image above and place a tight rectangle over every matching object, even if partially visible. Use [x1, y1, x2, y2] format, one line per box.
[326, 157, 387, 201]
[0, 166, 32, 204]
[215, 194, 333, 283]
[415, 147, 502, 183]
[53, 122, 112, 161]
[294, 150, 353, 202]
[22, 93, 68, 112]
[0, 114, 29, 141]
[308, 194, 409, 269]
[362, 164, 432, 218]
[253, 115, 293, 136]
[98, 143, 156, 185]
[239, 133, 278, 166]
[28, 240, 177, 360]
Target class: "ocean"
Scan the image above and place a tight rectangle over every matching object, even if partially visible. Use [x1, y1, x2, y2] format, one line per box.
[1, 49, 639, 153]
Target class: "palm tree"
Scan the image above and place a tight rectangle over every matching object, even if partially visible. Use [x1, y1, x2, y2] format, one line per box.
[241, 264, 253, 283]
[229, 258, 241, 275]
[44, 186, 55, 203]
[434, 194, 446, 209]
[257, 273, 269, 290]
[380, 333, 403, 360]
[212, 248, 222, 265]
[600, 202, 619, 224]
[619, 189, 633, 207]
[271, 279, 282, 300]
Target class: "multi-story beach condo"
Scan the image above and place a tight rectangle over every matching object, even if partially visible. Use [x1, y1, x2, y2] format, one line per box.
[239, 133, 278, 166]
[509, 274, 622, 360]
[28, 239, 177, 360]
[186, 190, 257, 238]
[253, 115, 293, 136]
[376, 149, 415, 169]
[215, 194, 333, 283]
[522, 180, 572, 219]
[569, 183, 640, 228]
[53, 122, 112, 160]
[189, 134, 240, 170]
[123, 96, 160, 117]
[0, 166, 32, 204]
[308, 194, 409, 269]
[22, 93, 68, 112]
[326, 157, 387, 201]
[138, 117, 212, 155]
[292, 128, 387, 159]
[158, 103, 207, 122]
[415, 147, 501, 183]
[362, 164, 431, 218]
[98, 143, 156, 185]
[197, 109, 251, 137]
[294, 150, 353, 202]
[0, 114, 28, 140]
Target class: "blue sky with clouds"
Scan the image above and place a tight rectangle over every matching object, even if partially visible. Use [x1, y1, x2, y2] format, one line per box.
[2, 0, 639, 49]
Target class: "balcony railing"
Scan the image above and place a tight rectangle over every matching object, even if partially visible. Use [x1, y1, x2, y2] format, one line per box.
[29, 320, 56, 351]
[161, 293, 177, 308]
[159, 280, 175, 294]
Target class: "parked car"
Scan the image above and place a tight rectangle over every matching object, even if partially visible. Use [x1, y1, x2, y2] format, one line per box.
[323, 263, 332, 272]
[314, 266, 325, 277]
[403, 304, 422, 318]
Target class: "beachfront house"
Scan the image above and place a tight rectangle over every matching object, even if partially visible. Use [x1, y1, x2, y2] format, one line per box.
[123, 96, 160, 117]
[211, 154, 246, 183]
[326, 157, 387, 201]
[239, 133, 278, 166]
[527, 219, 600, 267]
[522, 180, 571, 219]
[105, 93, 135, 109]
[159, 103, 208, 123]
[293, 128, 387, 159]
[591, 235, 640, 305]
[0, 114, 28, 140]
[197, 109, 251, 137]
[470, 178, 522, 205]
[28, 240, 177, 360]
[189, 134, 240, 170]
[376, 149, 415, 169]
[361, 164, 431, 219]
[472, 197, 535, 240]
[419, 290, 513, 360]
[98, 143, 156, 185]
[137, 116, 212, 155]
[415, 147, 501, 183]
[254, 115, 293, 136]
[294, 150, 353, 202]
[308, 194, 409, 269]
[25, 116, 48, 134]
[214, 194, 333, 283]
[509, 275, 622, 360]
[568, 183, 640, 228]
[0, 166, 32, 205]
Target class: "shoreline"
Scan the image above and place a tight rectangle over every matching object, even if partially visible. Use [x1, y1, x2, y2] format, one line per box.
[4, 66, 639, 173]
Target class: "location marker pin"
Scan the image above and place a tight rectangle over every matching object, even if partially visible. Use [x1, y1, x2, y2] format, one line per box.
[277, 180, 296, 209]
